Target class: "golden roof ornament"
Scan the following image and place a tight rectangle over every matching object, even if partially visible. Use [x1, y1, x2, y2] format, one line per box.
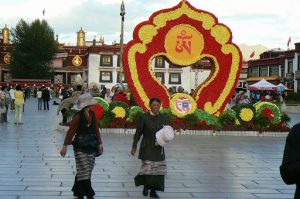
[77, 27, 85, 46]
[2, 24, 10, 44]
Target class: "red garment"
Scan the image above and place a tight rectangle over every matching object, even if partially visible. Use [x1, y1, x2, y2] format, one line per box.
[113, 93, 130, 106]
[63, 112, 102, 145]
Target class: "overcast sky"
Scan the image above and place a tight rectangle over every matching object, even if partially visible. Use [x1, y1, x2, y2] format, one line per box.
[0, 0, 299, 50]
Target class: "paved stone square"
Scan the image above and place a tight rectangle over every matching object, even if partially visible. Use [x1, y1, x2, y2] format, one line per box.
[0, 98, 298, 199]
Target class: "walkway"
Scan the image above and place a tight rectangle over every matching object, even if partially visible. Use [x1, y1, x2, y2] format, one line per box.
[0, 98, 297, 199]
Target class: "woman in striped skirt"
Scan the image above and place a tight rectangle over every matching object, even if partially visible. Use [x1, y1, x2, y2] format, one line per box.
[60, 93, 103, 199]
[131, 98, 167, 198]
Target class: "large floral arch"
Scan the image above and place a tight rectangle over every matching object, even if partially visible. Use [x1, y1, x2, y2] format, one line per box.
[123, 0, 242, 116]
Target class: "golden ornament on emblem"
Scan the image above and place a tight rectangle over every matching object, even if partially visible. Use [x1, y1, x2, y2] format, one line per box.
[4, 53, 11, 64]
[72, 55, 82, 67]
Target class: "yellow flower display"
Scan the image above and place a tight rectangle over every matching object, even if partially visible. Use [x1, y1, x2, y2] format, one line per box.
[239, 108, 254, 122]
[122, 0, 242, 116]
[112, 107, 126, 119]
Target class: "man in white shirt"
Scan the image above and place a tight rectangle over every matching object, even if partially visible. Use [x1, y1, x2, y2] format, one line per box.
[9, 86, 15, 111]
[37, 88, 43, 110]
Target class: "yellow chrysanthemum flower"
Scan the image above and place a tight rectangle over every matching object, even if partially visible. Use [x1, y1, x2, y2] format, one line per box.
[239, 108, 254, 122]
[112, 107, 126, 118]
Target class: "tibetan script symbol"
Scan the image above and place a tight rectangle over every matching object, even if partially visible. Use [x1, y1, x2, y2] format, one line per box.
[175, 30, 192, 54]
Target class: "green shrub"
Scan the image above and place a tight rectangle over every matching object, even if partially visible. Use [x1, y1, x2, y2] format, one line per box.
[160, 109, 176, 124]
[281, 113, 291, 127]
[183, 113, 199, 128]
[219, 109, 236, 126]
[128, 106, 144, 122]
[194, 109, 222, 129]
[253, 114, 271, 128]
[99, 110, 115, 128]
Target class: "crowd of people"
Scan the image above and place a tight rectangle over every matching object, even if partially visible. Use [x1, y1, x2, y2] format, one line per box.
[0, 84, 137, 125]
[231, 90, 285, 106]
[0, 85, 53, 124]
[1, 83, 289, 126]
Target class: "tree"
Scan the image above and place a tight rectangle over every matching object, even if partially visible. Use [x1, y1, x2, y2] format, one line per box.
[9, 19, 58, 79]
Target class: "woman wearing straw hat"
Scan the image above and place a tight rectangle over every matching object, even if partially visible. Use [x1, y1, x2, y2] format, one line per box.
[131, 97, 169, 198]
[60, 93, 103, 199]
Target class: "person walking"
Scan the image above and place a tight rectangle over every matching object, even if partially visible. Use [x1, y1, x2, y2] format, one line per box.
[100, 86, 106, 99]
[60, 93, 103, 199]
[9, 86, 15, 110]
[24, 86, 31, 99]
[42, 87, 50, 110]
[131, 97, 167, 198]
[280, 123, 300, 199]
[0, 86, 10, 124]
[0, 86, 10, 123]
[112, 88, 130, 106]
[14, 85, 24, 124]
[89, 85, 101, 97]
[37, 88, 43, 110]
[57, 92, 80, 125]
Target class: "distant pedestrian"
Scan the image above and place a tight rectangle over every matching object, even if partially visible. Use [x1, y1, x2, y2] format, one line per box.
[9, 86, 15, 110]
[104, 89, 112, 103]
[100, 86, 106, 99]
[0, 86, 10, 123]
[60, 93, 103, 199]
[37, 88, 43, 110]
[177, 86, 184, 93]
[89, 85, 101, 97]
[60, 87, 70, 101]
[14, 85, 24, 124]
[57, 92, 80, 125]
[280, 123, 300, 199]
[42, 87, 50, 110]
[24, 86, 31, 99]
[131, 97, 168, 198]
[112, 88, 130, 106]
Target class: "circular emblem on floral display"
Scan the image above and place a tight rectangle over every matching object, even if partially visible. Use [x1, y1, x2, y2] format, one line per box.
[165, 24, 204, 66]
[170, 93, 197, 118]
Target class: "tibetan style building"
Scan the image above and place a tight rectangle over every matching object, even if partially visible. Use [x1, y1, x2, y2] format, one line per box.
[247, 43, 300, 93]
[6, 24, 299, 94]
[0, 25, 215, 93]
[0, 26, 89, 88]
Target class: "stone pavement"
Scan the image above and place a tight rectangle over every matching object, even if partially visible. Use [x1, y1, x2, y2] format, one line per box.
[0, 98, 298, 199]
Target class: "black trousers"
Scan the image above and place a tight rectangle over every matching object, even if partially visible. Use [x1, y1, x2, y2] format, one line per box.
[43, 99, 49, 110]
[61, 108, 67, 123]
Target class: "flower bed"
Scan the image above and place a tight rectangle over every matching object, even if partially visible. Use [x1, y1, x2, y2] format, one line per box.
[97, 128, 288, 137]
[64, 98, 291, 134]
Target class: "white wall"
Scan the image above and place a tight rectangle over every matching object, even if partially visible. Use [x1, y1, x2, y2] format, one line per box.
[88, 54, 100, 84]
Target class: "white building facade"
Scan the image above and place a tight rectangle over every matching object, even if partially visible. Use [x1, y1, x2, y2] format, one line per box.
[88, 49, 211, 93]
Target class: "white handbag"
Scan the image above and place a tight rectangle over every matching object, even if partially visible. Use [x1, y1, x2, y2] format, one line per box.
[0, 106, 6, 114]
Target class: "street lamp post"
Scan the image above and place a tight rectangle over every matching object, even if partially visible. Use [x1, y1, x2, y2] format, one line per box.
[119, 0, 126, 84]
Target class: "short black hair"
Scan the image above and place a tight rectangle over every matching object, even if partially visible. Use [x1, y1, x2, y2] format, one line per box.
[149, 97, 161, 105]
